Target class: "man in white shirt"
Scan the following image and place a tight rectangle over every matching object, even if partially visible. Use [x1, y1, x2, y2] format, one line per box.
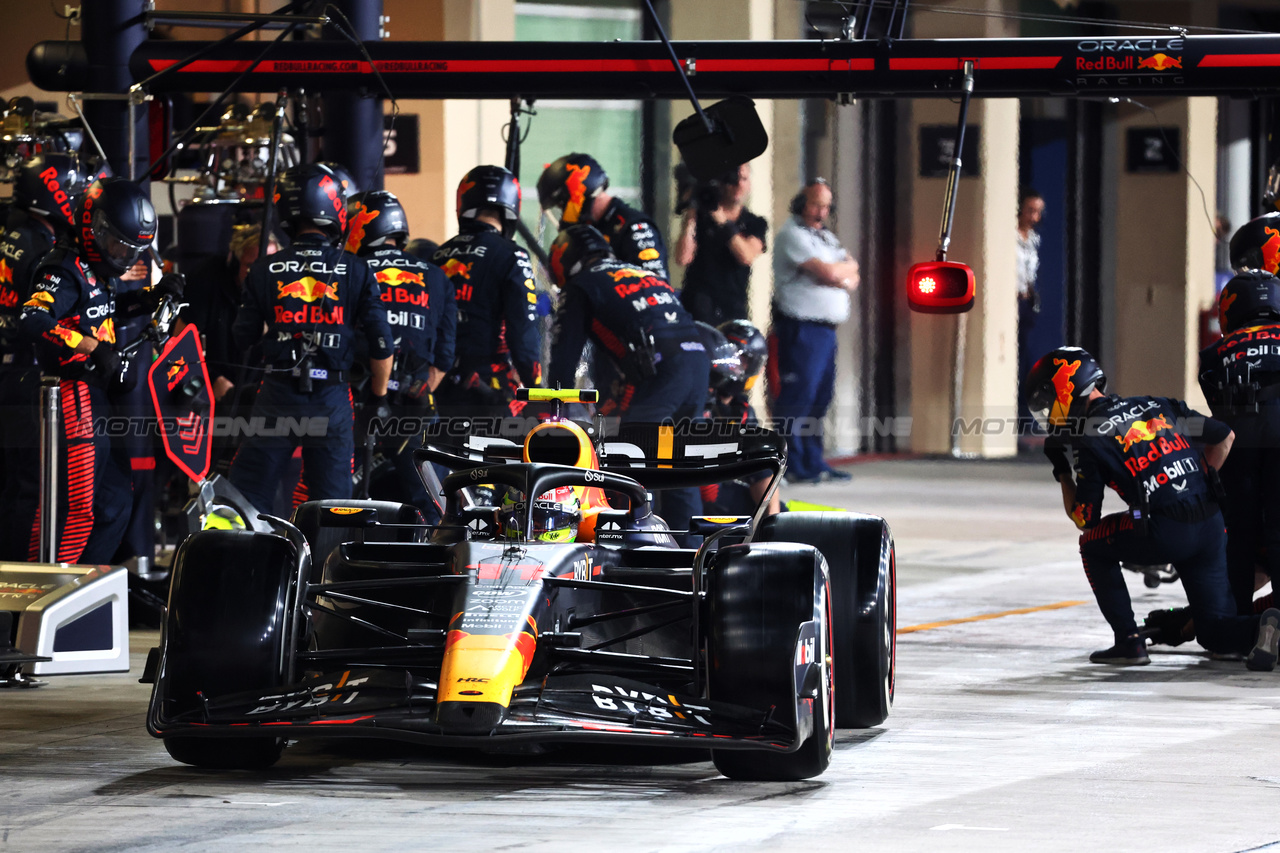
[771, 179, 859, 483]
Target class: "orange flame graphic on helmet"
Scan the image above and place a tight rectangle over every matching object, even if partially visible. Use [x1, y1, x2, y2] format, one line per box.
[456, 179, 476, 215]
[277, 277, 339, 302]
[1261, 226, 1280, 275]
[1048, 358, 1081, 426]
[549, 241, 569, 284]
[1219, 290, 1238, 321]
[562, 163, 591, 224]
[344, 203, 380, 254]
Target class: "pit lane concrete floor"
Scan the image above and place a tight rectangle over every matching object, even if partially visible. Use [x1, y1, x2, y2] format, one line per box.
[3, 458, 1280, 853]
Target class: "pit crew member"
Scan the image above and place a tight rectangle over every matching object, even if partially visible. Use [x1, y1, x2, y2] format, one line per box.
[18, 177, 173, 564]
[434, 166, 540, 416]
[229, 163, 392, 514]
[0, 153, 84, 559]
[1027, 346, 1280, 669]
[1198, 271, 1280, 614]
[346, 189, 455, 517]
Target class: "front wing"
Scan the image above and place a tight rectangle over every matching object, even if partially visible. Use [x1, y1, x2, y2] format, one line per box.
[148, 671, 803, 753]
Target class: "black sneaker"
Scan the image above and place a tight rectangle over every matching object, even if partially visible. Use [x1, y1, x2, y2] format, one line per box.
[820, 467, 853, 482]
[1246, 608, 1280, 672]
[1089, 636, 1150, 665]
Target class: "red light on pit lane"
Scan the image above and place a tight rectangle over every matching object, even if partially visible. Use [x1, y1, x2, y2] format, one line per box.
[907, 261, 975, 314]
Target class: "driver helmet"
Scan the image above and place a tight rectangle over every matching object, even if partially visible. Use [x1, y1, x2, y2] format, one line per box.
[500, 485, 581, 543]
[1025, 346, 1107, 431]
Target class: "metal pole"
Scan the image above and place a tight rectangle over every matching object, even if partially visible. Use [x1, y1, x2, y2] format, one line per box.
[38, 379, 60, 563]
[936, 60, 975, 262]
[949, 314, 969, 458]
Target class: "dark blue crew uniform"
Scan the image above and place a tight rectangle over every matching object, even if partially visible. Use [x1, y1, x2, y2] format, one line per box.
[549, 258, 707, 422]
[0, 210, 55, 558]
[1198, 322, 1280, 612]
[18, 242, 143, 564]
[1066, 393, 1260, 653]
[433, 221, 540, 413]
[359, 244, 456, 516]
[229, 232, 393, 514]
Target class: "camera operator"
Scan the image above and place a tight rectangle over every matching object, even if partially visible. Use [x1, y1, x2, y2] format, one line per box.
[674, 162, 767, 326]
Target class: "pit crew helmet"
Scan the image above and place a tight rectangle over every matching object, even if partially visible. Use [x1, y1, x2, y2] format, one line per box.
[537, 153, 610, 226]
[1229, 212, 1280, 274]
[345, 190, 409, 253]
[74, 177, 157, 279]
[1218, 270, 1280, 335]
[549, 224, 615, 287]
[696, 321, 745, 397]
[1025, 346, 1107, 431]
[317, 161, 358, 196]
[718, 319, 767, 394]
[405, 238, 440, 262]
[13, 152, 85, 231]
[500, 485, 581, 543]
[457, 165, 521, 238]
[274, 162, 347, 241]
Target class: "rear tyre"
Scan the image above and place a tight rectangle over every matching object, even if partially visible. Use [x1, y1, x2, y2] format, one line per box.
[707, 543, 833, 781]
[156, 530, 295, 769]
[760, 512, 895, 728]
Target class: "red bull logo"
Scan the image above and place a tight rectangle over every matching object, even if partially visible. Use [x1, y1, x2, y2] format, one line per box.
[166, 356, 189, 390]
[1115, 414, 1170, 451]
[562, 163, 591, 223]
[24, 290, 54, 310]
[277, 276, 338, 303]
[92, 318, 116, 345]
[1069, 502, 1092, 530]
[375, 268, 425, 287]
[1049, 358, 1081, 426]
[0, 259, 11, 285]
[607, 268, 647, 283]
[376, 268, 429, 306]
[1136, 53, 1182, 71]
[344, 203, 380, 254]
[440, 259, 473, 281]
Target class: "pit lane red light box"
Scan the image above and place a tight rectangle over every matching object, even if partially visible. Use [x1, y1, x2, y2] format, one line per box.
[907, 261, 975, 314]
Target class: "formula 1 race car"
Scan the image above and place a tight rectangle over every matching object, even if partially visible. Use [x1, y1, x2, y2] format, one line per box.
[144, 391, 895, 781]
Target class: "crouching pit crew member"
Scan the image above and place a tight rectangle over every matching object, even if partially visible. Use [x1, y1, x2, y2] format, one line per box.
[346, 189, 456, 519]
[1198, 271, 1280, 615]
[1026, 346, 1280, 669]
[434, 166, 541, 418]
[229, 163, 392, 514]
[18, 177, 174, 564]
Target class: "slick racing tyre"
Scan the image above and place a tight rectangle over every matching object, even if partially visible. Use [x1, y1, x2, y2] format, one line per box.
[706, 543, 834, 781]
[760, 512, 896, 728]
[157, 530, 295, 769]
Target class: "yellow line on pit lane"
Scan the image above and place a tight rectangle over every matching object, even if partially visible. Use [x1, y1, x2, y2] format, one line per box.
[898, 601, 1089, 634]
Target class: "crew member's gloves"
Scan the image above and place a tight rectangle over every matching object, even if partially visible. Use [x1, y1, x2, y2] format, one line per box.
[1043, 435, 1072, 483]
[142, 273, 186, 310]
[90, 342, 121, 379]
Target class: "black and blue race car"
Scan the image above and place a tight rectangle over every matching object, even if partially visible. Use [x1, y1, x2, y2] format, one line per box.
[144, 392, 894, 781]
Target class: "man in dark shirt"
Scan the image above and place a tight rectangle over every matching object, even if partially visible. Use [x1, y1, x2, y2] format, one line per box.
[229, 163, 392, 513]
[675, 163, 767, 326]
[1027, 346, 1280, 669]
[0, 153, 83, 558]
[347, 189, 456, 516]
[1198, 271, 1280, 613]
[434, 166, 540, 417]
[18, 177, 170, 564]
